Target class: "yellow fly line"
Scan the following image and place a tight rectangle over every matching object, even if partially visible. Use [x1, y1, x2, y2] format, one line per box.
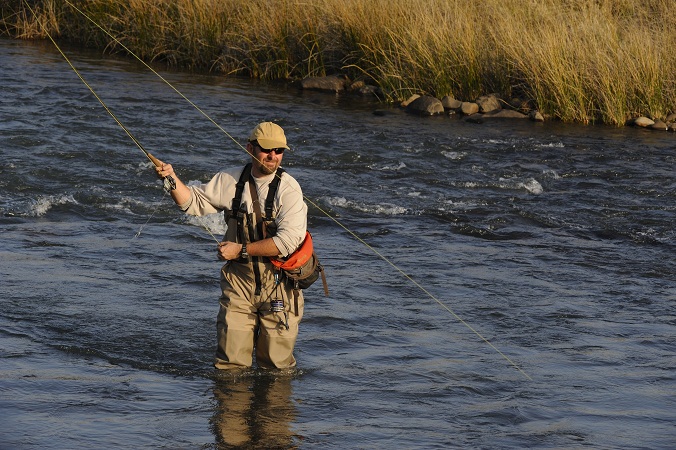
[26, 0, 532, 381]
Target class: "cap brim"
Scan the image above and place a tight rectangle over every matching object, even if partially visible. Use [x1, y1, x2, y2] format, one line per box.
[257, 138, 290, 150]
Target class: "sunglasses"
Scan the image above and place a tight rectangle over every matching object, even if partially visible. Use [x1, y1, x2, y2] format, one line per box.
[254, 142, 285, 154]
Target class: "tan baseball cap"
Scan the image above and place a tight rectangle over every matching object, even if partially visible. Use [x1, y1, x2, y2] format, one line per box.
[248, 122, 290, 150]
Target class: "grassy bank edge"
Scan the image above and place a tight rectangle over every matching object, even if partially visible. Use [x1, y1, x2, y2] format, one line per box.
[2, 0, 675, 127]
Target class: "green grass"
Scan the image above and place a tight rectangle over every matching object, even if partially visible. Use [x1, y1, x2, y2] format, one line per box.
[3, 0, 674, 126]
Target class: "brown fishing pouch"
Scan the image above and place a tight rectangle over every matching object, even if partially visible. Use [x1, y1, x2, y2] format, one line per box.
[270, 232, 328, 296]
[283, 251, 328, 293]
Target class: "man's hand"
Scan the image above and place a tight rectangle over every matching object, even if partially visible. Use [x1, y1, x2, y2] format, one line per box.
[218, 241, 243, 261]
[155, 161, 175, 179]
[150, 160, 190, 204]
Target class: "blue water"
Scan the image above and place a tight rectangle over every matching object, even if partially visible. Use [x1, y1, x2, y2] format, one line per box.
[1, 37, 674, 449]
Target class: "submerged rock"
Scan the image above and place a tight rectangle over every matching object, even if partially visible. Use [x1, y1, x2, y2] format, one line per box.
[300, 75, 350, 93]
[405, 95, 444, 115]
[649, 120, 668, 130]
[483, 109, 528, 119]
[465, 113, 484, 124]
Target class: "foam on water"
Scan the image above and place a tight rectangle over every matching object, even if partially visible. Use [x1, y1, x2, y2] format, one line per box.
[24, 194, 78, 216]
[323, 196, 410, 215]
[183, 212, 227, 237]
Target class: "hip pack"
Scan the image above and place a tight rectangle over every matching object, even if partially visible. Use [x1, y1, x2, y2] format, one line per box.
[270, 231, 328, 294]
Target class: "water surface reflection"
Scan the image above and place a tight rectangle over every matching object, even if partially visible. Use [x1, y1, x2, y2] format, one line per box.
[212, 372, 299, 448]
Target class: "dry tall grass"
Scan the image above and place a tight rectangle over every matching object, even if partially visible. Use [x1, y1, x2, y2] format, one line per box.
[3, 0, 674, 125]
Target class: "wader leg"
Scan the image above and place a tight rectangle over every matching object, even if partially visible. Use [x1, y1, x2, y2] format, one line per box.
[255, 287, 304, 369]
[214, 265, 258, 369]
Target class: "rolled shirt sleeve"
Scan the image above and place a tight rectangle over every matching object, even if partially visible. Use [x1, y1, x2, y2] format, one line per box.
[270, 174, 307, 257]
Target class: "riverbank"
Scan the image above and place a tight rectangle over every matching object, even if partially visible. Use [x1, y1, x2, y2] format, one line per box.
[2, 0, 674, 127]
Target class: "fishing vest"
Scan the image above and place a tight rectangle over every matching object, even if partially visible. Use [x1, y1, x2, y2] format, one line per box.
[223, 163, 285, 295]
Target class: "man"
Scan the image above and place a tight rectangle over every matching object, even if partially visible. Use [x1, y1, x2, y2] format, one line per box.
[155, 122, 308, 369]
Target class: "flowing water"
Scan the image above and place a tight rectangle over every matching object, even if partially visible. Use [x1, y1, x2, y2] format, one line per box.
[1, 37, 674, 449]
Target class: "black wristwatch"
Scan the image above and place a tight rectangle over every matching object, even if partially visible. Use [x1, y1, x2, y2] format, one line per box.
[241, 243, 248, 259]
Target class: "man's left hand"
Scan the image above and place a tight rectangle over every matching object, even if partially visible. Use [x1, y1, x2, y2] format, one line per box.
[218, 241, 243, 261]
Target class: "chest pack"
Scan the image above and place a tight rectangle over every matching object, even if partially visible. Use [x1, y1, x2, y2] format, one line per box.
[229, 163, 328, 296]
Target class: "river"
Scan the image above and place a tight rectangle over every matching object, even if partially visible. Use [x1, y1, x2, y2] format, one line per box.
[0, 37, 674, 449]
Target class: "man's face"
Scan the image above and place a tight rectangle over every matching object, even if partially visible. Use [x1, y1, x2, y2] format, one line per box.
[251, 142, 284, 175]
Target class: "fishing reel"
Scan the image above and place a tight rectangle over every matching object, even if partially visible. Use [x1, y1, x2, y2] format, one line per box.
[270, 299, 284, 312]
[163, 175, 177, 192]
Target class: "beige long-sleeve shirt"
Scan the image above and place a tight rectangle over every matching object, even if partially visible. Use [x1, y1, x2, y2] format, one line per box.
[178, 166, 307, 257]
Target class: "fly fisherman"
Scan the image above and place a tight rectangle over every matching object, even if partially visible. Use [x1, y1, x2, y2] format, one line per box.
[155, 122, 308, 370]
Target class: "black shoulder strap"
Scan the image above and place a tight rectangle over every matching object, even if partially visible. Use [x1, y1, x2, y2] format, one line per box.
[264, 167, 285, 219]
[231, 163, 253, 213]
